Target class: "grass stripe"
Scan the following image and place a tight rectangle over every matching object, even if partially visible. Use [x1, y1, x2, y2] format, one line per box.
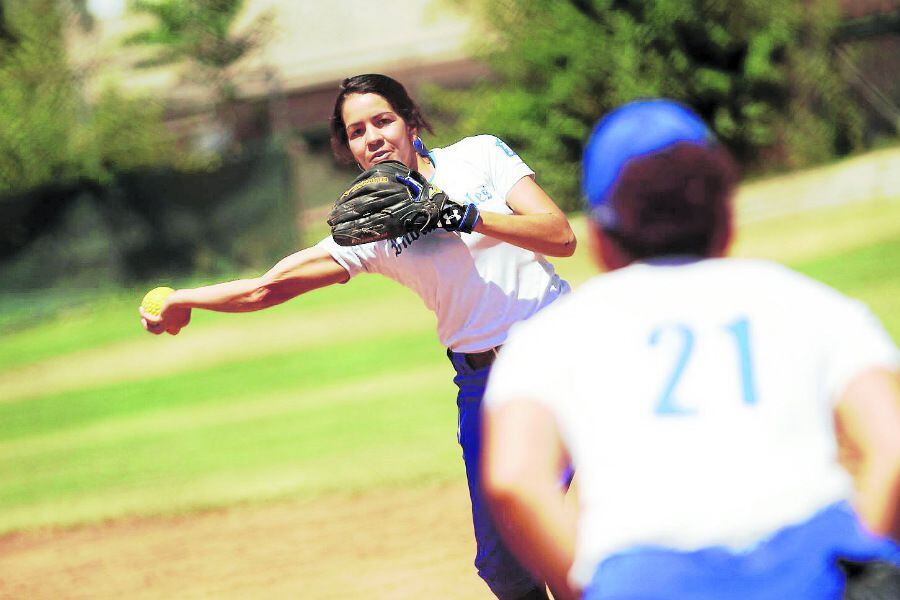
[0, 275, 417, 371]
[0, 363, 450, 462]
[0, 364, 460, 534]
[0, 292, 433, 404]
[0, 329, 445, 442]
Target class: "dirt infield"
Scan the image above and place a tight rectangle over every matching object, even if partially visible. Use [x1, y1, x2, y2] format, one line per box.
[0, 481, 494, 599]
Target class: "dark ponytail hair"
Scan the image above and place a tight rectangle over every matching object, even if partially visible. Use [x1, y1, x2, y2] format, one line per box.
[329, 74, 434, 164]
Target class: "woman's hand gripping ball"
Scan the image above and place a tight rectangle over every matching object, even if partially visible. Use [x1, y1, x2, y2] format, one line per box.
[140, 286, 191, 335]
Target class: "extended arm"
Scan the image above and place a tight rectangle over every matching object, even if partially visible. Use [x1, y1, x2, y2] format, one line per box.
[474, 176, 577, 257]
[140, 246, 349, 335]
[482, 398, 579, 599]
[834, 367, 900, 541]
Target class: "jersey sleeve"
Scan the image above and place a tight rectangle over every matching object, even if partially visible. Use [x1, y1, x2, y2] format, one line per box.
[477, 135, 535, 202]
[820, 295, 899, 403]
[315, 235, 382, 280]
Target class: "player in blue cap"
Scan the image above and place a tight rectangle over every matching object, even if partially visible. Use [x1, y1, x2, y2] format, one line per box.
[482, 99, 900, 599]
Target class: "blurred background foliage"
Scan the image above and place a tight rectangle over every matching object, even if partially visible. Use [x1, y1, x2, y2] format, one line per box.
[0, 0, 297, 294]
[0, 0, 181, 194]
[429, 0, 865, 211]
[125, 0, 269, 93]
[124, 0, 272, 143]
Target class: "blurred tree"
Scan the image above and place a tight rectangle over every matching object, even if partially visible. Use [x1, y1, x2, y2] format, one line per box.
[0, 2, 18, 43]
[125, 0, 270, 150]
[432, 0, 863, 210]
[0, 0, 179, 194]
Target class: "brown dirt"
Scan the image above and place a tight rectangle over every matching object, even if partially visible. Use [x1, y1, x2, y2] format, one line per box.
[0, 481, 495, 600]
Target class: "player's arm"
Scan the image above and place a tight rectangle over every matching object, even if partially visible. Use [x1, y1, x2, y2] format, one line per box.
[473, 176, 577, 257]
[482, 397, 579, 600]
[141, 246, 349, 335]
[834, 367, 900, 540]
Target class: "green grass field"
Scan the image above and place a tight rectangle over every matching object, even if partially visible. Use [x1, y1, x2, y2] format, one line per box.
[1, 195, 899, 536]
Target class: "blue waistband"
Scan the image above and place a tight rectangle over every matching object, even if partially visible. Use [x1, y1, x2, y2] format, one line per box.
[584, 502, 900, 600]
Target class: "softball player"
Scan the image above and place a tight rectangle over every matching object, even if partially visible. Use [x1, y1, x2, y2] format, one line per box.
[482, 100, 900, 599]
[141, 74, 575, 600]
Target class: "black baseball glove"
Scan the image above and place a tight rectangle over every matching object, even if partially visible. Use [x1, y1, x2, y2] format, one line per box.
[327, 160, 480, 246]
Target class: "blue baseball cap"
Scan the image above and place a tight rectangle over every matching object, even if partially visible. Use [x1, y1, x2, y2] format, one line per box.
[582, 99, 714, 229]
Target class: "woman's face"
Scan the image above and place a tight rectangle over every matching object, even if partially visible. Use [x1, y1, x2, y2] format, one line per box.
[341, 92, 417, 170]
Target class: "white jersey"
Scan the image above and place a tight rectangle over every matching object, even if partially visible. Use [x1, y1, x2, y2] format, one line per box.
[317, 135, 569, 352]
[484, 257, 899, 587]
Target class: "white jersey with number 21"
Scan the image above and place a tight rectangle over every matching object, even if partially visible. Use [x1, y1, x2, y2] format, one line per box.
[484, 257, 899, 588]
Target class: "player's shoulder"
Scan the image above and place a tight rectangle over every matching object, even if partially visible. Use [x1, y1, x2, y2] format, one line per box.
[719, 258, 853, 301]
[433, 134, 514, 159]
[693, 258, 879, 330]
[525, 257, 857, 324]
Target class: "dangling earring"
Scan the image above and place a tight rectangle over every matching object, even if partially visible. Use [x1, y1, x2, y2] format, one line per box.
[413, 136, 428, 157]
[356, 162, 364, 171]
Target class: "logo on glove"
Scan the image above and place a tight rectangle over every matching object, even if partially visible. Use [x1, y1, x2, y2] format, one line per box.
[329, 160, 480, 247]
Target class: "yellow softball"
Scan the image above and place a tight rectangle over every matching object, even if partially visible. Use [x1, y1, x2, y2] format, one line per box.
[141, 286, 174, 317]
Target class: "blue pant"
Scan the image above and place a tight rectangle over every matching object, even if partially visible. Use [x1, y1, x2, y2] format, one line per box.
[449, 351, 543, 600]
[582, 501, 900, 600]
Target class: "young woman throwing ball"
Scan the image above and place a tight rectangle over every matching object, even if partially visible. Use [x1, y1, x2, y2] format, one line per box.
[140, 73, 576, 600]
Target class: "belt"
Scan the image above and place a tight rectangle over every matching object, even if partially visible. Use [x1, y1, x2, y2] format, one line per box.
[450, 346, 501, 371]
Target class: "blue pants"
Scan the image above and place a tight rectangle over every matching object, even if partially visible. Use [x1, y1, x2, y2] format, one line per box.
[449, 351, 543, 600]
[582, 502, 900, 600]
